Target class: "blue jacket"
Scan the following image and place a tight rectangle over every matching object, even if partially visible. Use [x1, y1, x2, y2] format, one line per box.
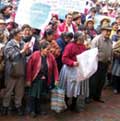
[56, 37, 66, 54]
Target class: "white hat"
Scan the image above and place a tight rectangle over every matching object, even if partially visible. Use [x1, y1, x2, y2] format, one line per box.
[0, 19, 6, 24]
[108, 7, 114, 10]
[102, 8, 108, 13]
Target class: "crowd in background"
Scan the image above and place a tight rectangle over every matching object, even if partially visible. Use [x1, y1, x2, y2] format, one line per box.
[0, 0, 120, 118]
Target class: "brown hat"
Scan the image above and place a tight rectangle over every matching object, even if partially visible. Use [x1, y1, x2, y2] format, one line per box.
[73, 13, 81, 21]
[101, 25, 112, 31]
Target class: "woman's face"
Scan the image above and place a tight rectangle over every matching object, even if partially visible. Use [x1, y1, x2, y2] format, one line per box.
[52, 17, 58, 23]
[116, 18, 120, 25]
[117, 31, 120, 36]
[52, 23, 58, 30]
[64, 37, 72, 43]
[102, 20, 109, 26]
[23, 27, 32, 37]
[87, 21, 94, 29]
[46, 34, 53, 42]
[76, 36, 85, 44]
[112, 23, 118, 31]
[42, 46, 50, 56]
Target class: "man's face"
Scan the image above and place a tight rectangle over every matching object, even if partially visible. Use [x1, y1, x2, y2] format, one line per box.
[76, 18, 81, 25]
[103, 29, 111, 38]
[91, 11, 96, 16]
[66, 15, 73, 25]
[0, 23, 6, 30]
[4, 7, 12, 16]
[15, 31, 23, 41]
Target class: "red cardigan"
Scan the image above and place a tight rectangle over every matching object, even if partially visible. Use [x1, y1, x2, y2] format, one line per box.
[26, 51, 59, 85]
[62, 42, 86, 67]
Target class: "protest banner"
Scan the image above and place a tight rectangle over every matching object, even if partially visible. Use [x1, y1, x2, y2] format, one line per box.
[15, 0, 94, 28]
[15, 0, 51, 29]
[58, 0, 86, 19]
[41, 0, 58, 13]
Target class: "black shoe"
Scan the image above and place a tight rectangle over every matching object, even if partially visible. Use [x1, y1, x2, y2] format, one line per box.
[0, 107, 1, 115]
[70, 106, 83, 113]
[94, 99, 104, 103]
[16, 107, 24, 116]
[1, 107, 8, 115]
[70, 104, 74, 112]
[40, 111, 47, 115]
[69, 105, 78, 112]
[85, 98, 92, 104]
[30, 111, 37, 118]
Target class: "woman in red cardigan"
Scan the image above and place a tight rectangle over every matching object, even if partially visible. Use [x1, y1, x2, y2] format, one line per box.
[26, 41, 59, 117]
[59, 31, 86, 112]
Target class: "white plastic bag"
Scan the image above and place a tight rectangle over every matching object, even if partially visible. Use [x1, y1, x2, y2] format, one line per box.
[76, 48, 98, 81]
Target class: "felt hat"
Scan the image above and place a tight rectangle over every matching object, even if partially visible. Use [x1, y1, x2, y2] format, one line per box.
[100, 17, 110, 24]
[101, 25, 112, 31]
[73, 12, 81, 21]
[85, 18, 94, 26]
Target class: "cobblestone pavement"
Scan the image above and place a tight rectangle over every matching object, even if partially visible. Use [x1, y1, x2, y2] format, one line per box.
[0, 87, 120, 121]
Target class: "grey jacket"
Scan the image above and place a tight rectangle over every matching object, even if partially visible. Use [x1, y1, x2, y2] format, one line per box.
[91, 34, 113, 63]
[4, 39, 26, 80]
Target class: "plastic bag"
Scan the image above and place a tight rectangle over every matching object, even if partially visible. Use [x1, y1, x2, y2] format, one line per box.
[76, 48, 98, 81]
[51, 87, 67, 113]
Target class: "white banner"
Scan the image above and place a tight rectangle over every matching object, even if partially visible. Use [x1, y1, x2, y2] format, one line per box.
[15, 0, 94, 29]
[58, 0, 86, 19]
[15, 0, 51, 29]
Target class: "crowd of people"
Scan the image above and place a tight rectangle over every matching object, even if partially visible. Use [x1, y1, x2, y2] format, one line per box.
[0, 0, 120, 118]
